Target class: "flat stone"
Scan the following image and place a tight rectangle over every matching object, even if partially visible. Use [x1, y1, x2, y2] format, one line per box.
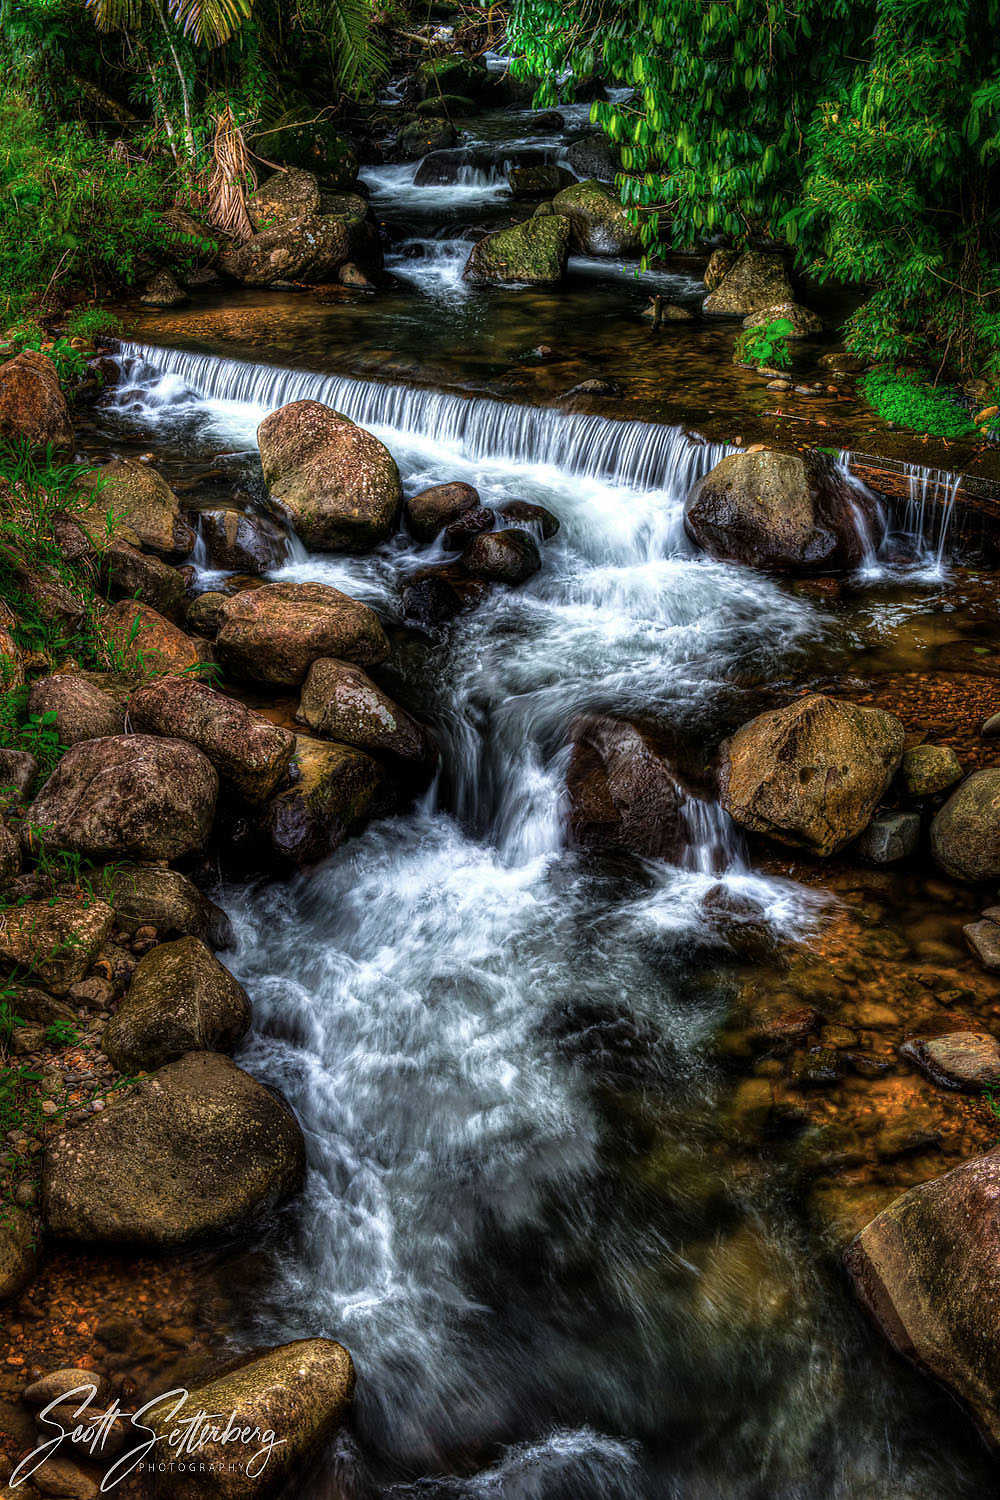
[900, 1030, 1000, 1091]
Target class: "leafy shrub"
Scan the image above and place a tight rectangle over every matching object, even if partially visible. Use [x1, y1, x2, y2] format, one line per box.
[735, 317, 794, 370]
[0, 320, 89, 385]
[860, 368, 979, 440]
[0, 93, 192, 319]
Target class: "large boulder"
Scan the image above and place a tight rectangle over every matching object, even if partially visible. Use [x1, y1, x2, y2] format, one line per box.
[105, 866, 232, 947]
[405, 481, 481, 542]
[42, 1051, 304, 1247]
[101, 599, 208, 676]
[263, 733, 391, 866]
[147, 1340, 353, 1500]
[0, 349, 73, 453]
[508, 164, 575, 198]
[220, 211, 376, 286]
[395, 117, 457, 161]
[249, 168, 321, 230]
[215, 581, 389, 687]
[567, 716, 685, 858]
[199, 507, 289, 573]
[0, 897, 114, 994]
[102, 936, 251, 1073]
[129, 675, 295, 803]
[719, 695, 905, 856]
[846, 1148, 1000, 1445]
[27, 674, 126, 745]
[464, 216, 570, 287]
[551, 178, 641, 255]
[930, 770, 1000, 882]
[702, 251, 794, 316]
[23, 735, 218, 862]
[80, 458, 195, 559]
[685, 449, 883, 573]
[257, 400, 401, 552]
[297, 659, 434, 763]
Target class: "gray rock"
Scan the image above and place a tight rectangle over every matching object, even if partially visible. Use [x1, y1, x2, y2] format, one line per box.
[297, 659, 434, 763]
[964, 918, 1000, 974]
[27, 676, 126, 746]
[854, 810, 920, 864]
[0, 748, 38, 798]
[0, 1204, 37, 1300]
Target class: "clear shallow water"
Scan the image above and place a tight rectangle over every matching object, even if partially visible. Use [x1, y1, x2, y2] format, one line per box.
[99, 331, 994, 1495]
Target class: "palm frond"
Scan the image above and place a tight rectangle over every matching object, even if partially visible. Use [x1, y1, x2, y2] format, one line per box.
[86, 0, 146, 32]
[166, 0, 253, 46]
[298, 0, 388, 97]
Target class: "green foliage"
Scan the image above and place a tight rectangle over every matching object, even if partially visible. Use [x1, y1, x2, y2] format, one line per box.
[735, 316, 793, 370]
[859, 368, 979, 439]
[506, 0, 1000, 381]
[0, 93, 185, 317]
[0, 319, 89, 385]
[63, 305, 123, 341]
[44, 1016, 80, 1047]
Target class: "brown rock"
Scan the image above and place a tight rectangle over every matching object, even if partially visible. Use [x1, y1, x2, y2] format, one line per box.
[930, 770, 1000, 882]
[257, 400, 401, 552]
[23, 735, 217, 862]
[263, 733, 391, 865]
[80, 458, 195, 559]
[702, 251, 793, 317]
[198, 508, 289, 573]
[27, 675, 126, 745]
[0, 1204, 37, 1300]
[0, 898, 114, 993]
[146, 1340, 353, 1500]
[685, 449, 883, 573]
[405, 481, 480, 542]
[101, 600, 207, 676]
[900, 1031, 1000, 1091]
[847, 1148, 1000, 1445]
[216, 581, 389, 686]
[249, 168, 321, 230]
[719, 695, 905, 856]
[460, 528, 541, 584]
[101, 539, 186, 615]
[0, 350, 73, 453]
[102, 936, 251, 1072]
[130, 675, 295, 802]
[42, 1052, 305, 1247]
[567, 716, 685, 858]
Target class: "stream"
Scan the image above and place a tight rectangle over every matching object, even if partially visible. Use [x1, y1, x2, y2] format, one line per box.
[84, 90, 1000, 1500]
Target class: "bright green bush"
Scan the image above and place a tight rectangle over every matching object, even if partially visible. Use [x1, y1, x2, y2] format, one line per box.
[0, 94, 193, 319]
[859, 369, 979, 439]
[735, 317, 793, 370]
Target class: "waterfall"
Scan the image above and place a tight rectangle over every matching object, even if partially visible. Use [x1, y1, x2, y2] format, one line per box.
[112, 341, 734, 493]
[840, 451, 964, 570]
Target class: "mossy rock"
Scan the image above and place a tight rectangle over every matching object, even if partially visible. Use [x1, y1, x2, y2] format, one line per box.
[417, 55, 493, 104]
[551, 178, 642, 256]
[463, 215, 570, 286]
[415, 93, 480, 117]
[261, 118, 358, 189]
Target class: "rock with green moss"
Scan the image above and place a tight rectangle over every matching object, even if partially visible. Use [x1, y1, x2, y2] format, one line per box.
[220, 211, 374, 287]
[900, 744, 963, 798]
[263, 120, 358, 189]
[43, 1051, 305, 1247]
[80, 457, 195, 560]
[551, 178, 641, 255]
[263, 733, 392, 866]
[147, 1340, 354, 1500]
[102, 936, 251, 1073]
[464, 215, 570, 286]
[418, 54, 493, 103]
[395, 117, 457, 162]
[415, 93, 479, 117]
[248, 168, 321, 230]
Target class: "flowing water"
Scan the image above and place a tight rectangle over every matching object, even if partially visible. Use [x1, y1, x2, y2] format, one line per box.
[90, 90, 1000, 1497]
[97, 341, 995, 1500]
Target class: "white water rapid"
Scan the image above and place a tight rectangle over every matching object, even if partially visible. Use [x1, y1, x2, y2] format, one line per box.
[97, 344, 983, 1500]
